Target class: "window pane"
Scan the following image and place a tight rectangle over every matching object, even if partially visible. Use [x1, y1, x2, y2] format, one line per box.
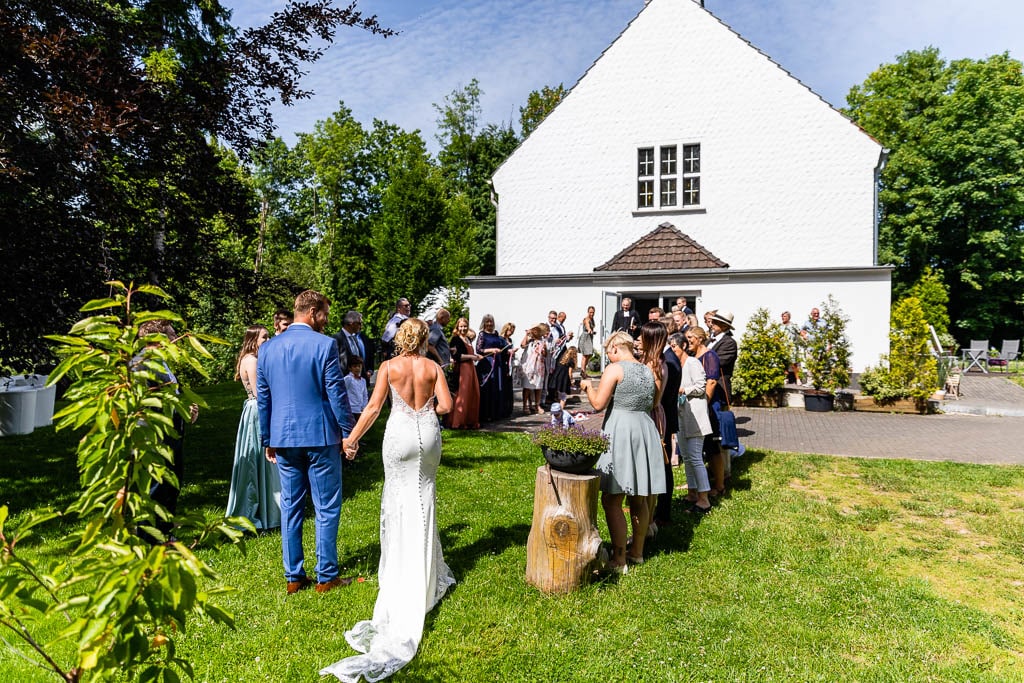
[638, 148, 654, 177]
[660, 146, 677, 175]
[660, 178, 677, 207]
[638, 180, 654, 208]
[683, 177, 700, 206]
[683, 144, 700, 173]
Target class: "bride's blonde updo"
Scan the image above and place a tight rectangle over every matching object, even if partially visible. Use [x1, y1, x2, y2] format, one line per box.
[393, 318, 429, 355]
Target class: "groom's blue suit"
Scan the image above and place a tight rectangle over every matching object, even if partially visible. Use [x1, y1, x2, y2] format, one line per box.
[257, 322, 353, 585]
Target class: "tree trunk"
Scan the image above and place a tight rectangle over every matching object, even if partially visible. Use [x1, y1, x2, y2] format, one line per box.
[525, 465, 603, 594]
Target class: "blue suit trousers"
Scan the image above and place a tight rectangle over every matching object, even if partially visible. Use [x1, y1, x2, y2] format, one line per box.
[275, 445, 342, 583]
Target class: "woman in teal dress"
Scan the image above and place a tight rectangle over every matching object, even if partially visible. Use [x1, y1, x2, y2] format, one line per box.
[581, 330, 666, 573]
[226, 324, 282, 530]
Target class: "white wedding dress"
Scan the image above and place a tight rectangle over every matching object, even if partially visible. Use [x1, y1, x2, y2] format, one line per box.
[321, 384, 456, 682]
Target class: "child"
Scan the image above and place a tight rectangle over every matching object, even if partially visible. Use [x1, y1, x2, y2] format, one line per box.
[344, 358, 368, 423]
[550, 346, 578, 408]
[549, 403, 576, 429]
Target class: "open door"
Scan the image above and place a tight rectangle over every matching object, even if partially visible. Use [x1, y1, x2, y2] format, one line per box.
[602, 291, 619, 368]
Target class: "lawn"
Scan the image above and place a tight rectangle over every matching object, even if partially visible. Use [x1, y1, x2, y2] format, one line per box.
[3, 382, 1024, 681]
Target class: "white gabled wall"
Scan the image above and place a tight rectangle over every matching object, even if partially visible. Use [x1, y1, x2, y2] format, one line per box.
[492, 0, 883, 277]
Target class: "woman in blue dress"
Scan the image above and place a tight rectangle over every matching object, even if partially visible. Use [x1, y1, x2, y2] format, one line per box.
[226, 324, 281, 530]
[475, 314, 509, 423]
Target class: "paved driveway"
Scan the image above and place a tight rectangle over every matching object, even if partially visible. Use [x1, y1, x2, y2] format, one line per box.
[734, 408, 1024, 465]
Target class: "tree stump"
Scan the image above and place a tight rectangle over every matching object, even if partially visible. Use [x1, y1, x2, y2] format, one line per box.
[525, 465, 603, 593]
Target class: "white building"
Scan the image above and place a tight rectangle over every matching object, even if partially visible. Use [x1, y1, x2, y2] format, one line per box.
[466, 0, 891, 370]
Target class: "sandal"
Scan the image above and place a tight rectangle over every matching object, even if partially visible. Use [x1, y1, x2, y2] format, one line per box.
[626, 555, 644, 566]
[687, 503, 712, 515]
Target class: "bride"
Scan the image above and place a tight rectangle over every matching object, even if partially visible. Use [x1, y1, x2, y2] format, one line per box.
[321, 318, 455, 682]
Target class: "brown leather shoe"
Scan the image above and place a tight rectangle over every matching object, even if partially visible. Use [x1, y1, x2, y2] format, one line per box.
[286, 577, 314, 595]
[315, 576, 354, 594]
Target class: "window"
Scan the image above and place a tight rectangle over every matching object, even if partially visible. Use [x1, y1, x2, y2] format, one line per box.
[636, 142, 700, 210]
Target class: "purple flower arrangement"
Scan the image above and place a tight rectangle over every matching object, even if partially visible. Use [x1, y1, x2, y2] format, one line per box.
[531, 423, 610, 457]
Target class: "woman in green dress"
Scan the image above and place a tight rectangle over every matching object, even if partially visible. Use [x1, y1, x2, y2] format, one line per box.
[226, 324, 282, 530]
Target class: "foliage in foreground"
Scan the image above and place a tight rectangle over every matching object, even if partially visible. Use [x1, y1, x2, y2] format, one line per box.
[0, 283, 244, 682]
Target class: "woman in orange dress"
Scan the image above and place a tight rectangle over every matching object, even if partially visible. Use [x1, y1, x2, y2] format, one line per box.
[448, 317, 481, 429]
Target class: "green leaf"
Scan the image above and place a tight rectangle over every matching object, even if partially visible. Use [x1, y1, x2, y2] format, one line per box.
[80, 297, 122, 311]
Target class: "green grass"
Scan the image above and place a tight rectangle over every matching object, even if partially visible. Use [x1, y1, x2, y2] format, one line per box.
[3, 383, 1024, 681]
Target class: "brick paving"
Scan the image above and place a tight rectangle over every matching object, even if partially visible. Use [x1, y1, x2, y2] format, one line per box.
[484, 374, 1024, 466]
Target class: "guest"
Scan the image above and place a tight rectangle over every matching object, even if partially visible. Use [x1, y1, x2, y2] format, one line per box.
[499, 322, 517, 418]
[448, 317, 481, 429]
[578, 306, 597, 378]
[135, 319, 199, 543]
[381, 297, 411, 359]
[344, 357, 369, 424]
[648, 307, 664, 322]
[676, 296, 694, 316]
[226, 324, 281, 530]
[549, 402, 576, 428]
[685, 326, 728, 498]
[519, 324, 548, 414]
[707, 310, 737, 397]
[686, 314, 700, 331]
[703, 310, 715, 330]
[611, 297, 640, 338]
[800, 308, 823, 387]
[638, 322, 669, 536]
[273, 308, 293, 335]
[655, 324, 681, 527]
[546, 310, 572, 403]
[475, 314, 507, 423]
[582, 331, 666, 572]
[333, 310, 374, 381]
[550, 346, 578, 409]
[669, 332, 713, 514]
[781, 311, 802, 384]
[426, 308, 452, 370]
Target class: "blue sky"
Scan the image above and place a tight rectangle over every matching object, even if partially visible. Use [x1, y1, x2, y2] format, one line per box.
[228, 0, 1024, 150]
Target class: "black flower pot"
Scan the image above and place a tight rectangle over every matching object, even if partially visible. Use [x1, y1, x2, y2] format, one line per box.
[804, 391, 835, 412]
[542, 447, 601, 474]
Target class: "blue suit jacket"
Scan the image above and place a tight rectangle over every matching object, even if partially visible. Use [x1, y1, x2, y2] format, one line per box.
[257, 323, 353, 449]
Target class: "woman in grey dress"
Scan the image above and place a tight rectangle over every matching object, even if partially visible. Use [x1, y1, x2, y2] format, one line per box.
[581, 331, 666, 573]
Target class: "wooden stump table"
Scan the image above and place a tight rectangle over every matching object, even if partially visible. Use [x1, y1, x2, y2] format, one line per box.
[525, 465, 603, 593]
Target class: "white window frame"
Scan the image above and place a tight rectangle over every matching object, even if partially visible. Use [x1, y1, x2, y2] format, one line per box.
[634, 141, 702, 214]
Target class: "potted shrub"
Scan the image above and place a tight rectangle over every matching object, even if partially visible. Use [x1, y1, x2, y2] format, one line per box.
[857, 297, 938, 411]
[732, 307, 790, 406]
[531, 423, 610, 474]
[802, 295, 852, 411]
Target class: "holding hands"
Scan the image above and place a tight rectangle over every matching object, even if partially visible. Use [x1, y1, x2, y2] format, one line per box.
[343, 437, 359, 460]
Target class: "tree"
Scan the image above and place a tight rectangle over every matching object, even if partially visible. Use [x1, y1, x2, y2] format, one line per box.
[844, 48, 1024, 340]
[519, 84, 567, 138]
[434, 81, 519, 275]
[0, 0, 394, 373]
[732, 308, 791, 400]
[907, 266, 951, 336]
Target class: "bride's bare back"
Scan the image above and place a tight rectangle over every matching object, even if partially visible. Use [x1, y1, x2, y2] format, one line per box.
[343, 352, 452, 456]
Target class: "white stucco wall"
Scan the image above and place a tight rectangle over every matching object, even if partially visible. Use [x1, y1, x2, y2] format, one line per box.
[465, 267, 892, 373]
[492, 0, 884, 277]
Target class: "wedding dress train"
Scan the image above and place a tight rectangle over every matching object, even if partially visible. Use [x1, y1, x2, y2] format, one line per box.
[320, 385, 455, 682]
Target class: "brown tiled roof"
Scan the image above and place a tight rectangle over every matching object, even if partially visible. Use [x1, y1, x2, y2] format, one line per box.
[594, 223, 729, 271]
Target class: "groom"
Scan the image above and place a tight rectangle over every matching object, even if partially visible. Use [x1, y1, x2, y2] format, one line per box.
[257, 289, 355, 595]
